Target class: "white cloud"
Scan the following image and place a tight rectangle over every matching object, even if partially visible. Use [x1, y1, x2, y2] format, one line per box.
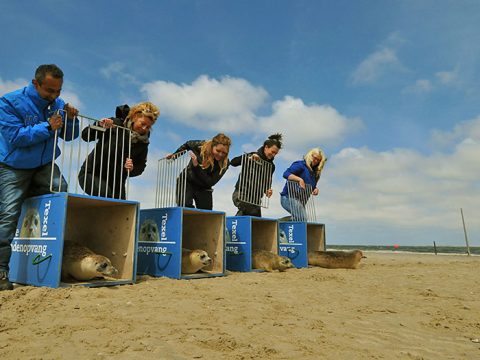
[405, 67, 461, 95]
[430, 116, 480, 149]
[383, 31, 406, 48]
[0, 77, 28, 95]
[404, 79, 433, 93]
[319, 120, 480, 232]
[435, 69, 458, 85]
[258, 96, 363, 156]
[100, 62, 139, 86]
[142, 76, 362, 156]
[351, 47, 403, 84]
[142, 75, 268, 133]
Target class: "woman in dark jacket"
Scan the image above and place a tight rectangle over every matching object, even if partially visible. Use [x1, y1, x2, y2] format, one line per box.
[230, 133, 282, 216]
[169, 133, 231, 210]
[78, 102, 159, 199]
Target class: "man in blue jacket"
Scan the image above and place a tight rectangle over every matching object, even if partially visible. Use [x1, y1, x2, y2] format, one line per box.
[0, 64, 79, 290]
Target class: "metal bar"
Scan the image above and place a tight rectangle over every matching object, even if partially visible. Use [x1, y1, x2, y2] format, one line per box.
[285, 180, 319, 222]
[47, 114, 132, 200]
[49, 110, 59, 193]
[119, 127, 126, 200]
[125, 130, 132, 199]
[155, 150, 189, 207]
[104, 130, 112, 198]
[237, 154, 273, 209]
[112, 127, 119, 199]
[58, 110, 68, 192]
[75, 116, 85, 194]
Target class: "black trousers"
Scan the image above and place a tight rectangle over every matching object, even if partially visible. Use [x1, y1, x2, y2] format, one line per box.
[232, 188, 262, 217]
[78, 169, 126, 200]
[183, 182, 213, 210]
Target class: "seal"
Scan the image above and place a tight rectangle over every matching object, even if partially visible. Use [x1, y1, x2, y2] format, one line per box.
[308, 250, 365, 269]
[19, 207, 41, 238]
[182, 248, 212, 274]
[139, 219, 160, 242]
[61, 242, 118, 281]
[252, 249, 295, 272]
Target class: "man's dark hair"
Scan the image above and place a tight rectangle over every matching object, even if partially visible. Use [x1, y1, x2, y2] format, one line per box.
[35, 64, 64, 84]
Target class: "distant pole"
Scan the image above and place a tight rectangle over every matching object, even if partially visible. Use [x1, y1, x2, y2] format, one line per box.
[433, 241, 437, 255]
[460, 208, 471, 256]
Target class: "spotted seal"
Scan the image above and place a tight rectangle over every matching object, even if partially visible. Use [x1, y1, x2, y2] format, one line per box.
[252, 249, 295, 272]
[61, 242, 118, 281]
[308, 250, 365, 269]
[181, 248, 212, 274]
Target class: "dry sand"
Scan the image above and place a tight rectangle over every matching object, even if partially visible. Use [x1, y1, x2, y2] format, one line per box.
[1, 252, 479, 359]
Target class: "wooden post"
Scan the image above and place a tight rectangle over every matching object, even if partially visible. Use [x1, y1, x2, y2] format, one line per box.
[460, 208, 471, 256]
[433, 241, 437, 255]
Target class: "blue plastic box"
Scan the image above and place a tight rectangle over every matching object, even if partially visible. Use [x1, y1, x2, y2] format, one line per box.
[278, 221, 326, 268]
[137, 207, 225, 279]
[9, 193, 139, 288]
[225, 216, 278, 272]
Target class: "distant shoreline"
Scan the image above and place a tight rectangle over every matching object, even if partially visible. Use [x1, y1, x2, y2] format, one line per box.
[327, 244, 480, 255]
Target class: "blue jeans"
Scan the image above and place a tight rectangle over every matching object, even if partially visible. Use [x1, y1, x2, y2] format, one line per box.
[0, 163, 67, 272]
[280, 195, 307, 221]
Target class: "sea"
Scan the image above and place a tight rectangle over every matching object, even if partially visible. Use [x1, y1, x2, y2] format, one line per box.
[326, 245, 480, 255]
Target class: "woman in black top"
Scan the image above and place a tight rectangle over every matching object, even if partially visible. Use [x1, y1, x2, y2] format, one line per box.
[78, 102, 159, 199]
[169, 133, 231, 210]
[230, 133, 282, 216]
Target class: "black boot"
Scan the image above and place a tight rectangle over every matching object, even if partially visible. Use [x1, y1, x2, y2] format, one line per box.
[0, 271, 13, 291]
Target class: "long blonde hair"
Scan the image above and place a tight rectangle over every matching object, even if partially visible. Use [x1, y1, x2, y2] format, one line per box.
[304, 147, 327, 181]
[200, 133, 231, 174]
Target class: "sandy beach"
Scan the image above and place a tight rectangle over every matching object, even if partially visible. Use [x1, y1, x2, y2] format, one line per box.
[0, 251, 479, 359]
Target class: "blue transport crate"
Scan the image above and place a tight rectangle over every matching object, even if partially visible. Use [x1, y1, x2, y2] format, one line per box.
[137, 207, 225, 279]
[226, 216, 278, 272]
[278, 221, 326, 269]
[9, 193, 139, 288]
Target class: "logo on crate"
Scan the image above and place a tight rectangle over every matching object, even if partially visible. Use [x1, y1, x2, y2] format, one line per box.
[230, 219, 238, 241]
[41, 200, 52, 236]
[16, 200, 52, 239]
[279, 224, 301, 260]
[160, 213, 168, 241]
[19, 207, 41, 238]
[11, 243, 48, 257]
[279, 225, 294, 244]
[139, 213, 170, 242]
[138, 212, 174, 263]
[139, 219, 160, 242]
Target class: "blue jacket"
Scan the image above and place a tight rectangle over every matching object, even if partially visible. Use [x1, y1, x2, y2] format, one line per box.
[0, 83, 79, 169]
[280, 159, 318, 196]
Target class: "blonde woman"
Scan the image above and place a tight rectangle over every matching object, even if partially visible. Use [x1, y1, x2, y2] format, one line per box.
[78, 102, 160, 199]
[280, 148, 326, 221]
[170, 133, 231, 210]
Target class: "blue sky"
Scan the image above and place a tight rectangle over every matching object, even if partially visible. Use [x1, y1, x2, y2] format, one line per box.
[1, 0, 479, 246]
